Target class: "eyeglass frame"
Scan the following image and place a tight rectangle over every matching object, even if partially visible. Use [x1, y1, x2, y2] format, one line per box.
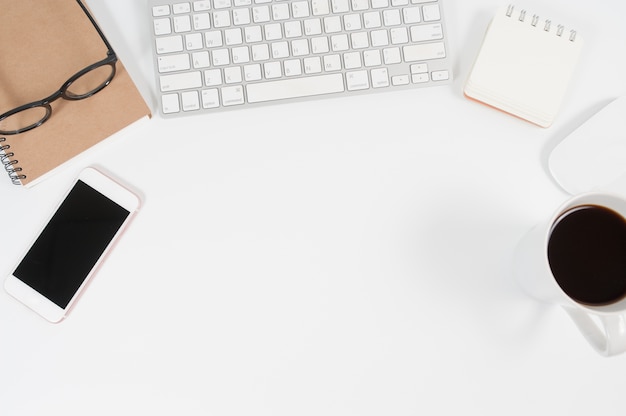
[0, 0, 118, 136]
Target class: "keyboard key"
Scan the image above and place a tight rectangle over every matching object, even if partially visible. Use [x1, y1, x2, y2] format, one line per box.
[412, 72, 429, 83]
[193, 13, 211, 30]
[244, 64, 263, 81]
[160, 71, 202, 91]
[331, 34, 349, 52]
[323, 54, 342, 71]
[311, 0, 330, 16]
[232, 46, 250, 63]
[371, 0, 388, 9]
[204, 69, 223, 86]
[253, 5, 271, 22]
[343, 52, 362, 69]
[221, 85, 245, 106]
[193, 1, 211, 11]
[162, 93, 180, 113]
[201, 89, 220, 108]
[284, 21, 303, 38]
[383, 47, 401, 64]
[291, 39, 310, 56]
[265, 23, 282, 40]
[410, 23, 443, 42]
[371, 29, 389, 47]
[225, 28, 243, 45]
[213, 10, 231, 27]
[214, 0, 232, 9]
[351, 32, 369, 49]
[343, 14, 361, 31]
[391, 74, 409, 85]
[331, 0, 349, 13]
[233, 8, 251, 25]
[410, 63, 428, 73]
[364, 49, 382, 66]
[390, 27, 409, 44]
[264, 61, 282, 78]
[205, 31, 223, 47]
[402, 7, 421, 24]
[292, 1, 310, 18]
[284, 59, 302, 76]
[153, 5, 171, 16]
[173, 3, 191, 14]
[271, 41, 289, 59]
[272, 3, 290, 20]
[158, 53, 191, 73]
[153, 18, 172, 35]
[346, 70, 369, 90]
[245, 25, 263, 42]
[324, 16, 342, 33]
[252, 43, 270, 61]
[431, 70, 449, 81]
[304, 56, 322, 73]
[173, 15, 191, 32]
[185, 32, 204, 49]
[383, 9, 401, 26]
[363, 11, 381, 28]
[246, 73, 345, 103]
[224, 66, 243, 83]
[371, 67, 389, 87]
[403, 41, 446, 61]
[181, 90, 200, 111]
[311, 36, 330, 54]
[304, 18, 322, 35]
[352, 0, 369, 11]
[422, 4, 441, 22]
[192, 51, 211, 68]
[212, 48, 230, 65]
[155, 35, 183, 54]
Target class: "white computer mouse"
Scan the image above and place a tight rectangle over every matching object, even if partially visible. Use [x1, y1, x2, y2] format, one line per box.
[549, 96, 626, 195]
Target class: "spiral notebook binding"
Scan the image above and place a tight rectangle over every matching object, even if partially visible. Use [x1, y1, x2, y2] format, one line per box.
[0, 137, 26, 185]
[506, 4, 577, 42]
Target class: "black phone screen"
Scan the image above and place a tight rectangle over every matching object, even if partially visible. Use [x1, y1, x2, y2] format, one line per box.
[13, 180, 130, 308]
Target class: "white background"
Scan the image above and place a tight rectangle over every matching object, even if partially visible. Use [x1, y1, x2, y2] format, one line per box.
[2, 0, 626, 414]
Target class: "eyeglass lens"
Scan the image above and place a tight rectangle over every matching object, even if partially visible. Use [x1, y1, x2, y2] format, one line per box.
[0, 106, 49, 134]
[65, 64, 115, 99]
[0, 63, 115, 134]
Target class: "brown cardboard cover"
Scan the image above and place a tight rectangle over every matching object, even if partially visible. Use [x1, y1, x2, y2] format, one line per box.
[0, 0, 151, 186]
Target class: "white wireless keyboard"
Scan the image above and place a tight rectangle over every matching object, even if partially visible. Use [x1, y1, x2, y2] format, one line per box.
[149, 0, 452, 116]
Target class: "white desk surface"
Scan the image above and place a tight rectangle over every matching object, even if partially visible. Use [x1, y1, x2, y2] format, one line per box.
[2, 0, 626, 414]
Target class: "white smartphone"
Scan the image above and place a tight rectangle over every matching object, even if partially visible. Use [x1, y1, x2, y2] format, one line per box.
[4, 167, 140, 323]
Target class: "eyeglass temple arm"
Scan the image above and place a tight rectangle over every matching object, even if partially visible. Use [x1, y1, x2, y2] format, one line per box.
[76, 0, 116, 55]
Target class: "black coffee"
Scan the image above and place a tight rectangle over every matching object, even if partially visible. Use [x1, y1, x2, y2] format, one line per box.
[547, 205, 626, 306]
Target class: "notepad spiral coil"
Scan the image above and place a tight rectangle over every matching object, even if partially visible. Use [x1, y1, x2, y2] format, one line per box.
[0, 137, 26, 185]
[506, 4, 577, 42]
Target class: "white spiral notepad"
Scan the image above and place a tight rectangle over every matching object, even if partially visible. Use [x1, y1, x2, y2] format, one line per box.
[464, 5, 583, 128]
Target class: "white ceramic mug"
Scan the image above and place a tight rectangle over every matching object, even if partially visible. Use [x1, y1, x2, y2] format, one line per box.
[514, 192, 626, 356]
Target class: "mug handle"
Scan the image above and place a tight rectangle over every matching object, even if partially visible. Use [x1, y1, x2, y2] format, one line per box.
[564, 307, 626, 356]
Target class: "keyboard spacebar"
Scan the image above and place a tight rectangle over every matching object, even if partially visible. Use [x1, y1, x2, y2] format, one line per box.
[246, 74, 345, 103]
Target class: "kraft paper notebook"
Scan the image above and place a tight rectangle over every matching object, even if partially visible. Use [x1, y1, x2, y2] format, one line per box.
[464, 5, 583, 128]
[0, 0, 151, 187]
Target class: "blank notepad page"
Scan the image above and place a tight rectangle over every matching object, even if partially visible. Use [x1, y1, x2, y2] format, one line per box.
[464, 5, 583, 127]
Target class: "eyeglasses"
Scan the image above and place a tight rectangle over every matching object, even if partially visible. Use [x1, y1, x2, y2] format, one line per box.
[0, 0, 117, 135]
